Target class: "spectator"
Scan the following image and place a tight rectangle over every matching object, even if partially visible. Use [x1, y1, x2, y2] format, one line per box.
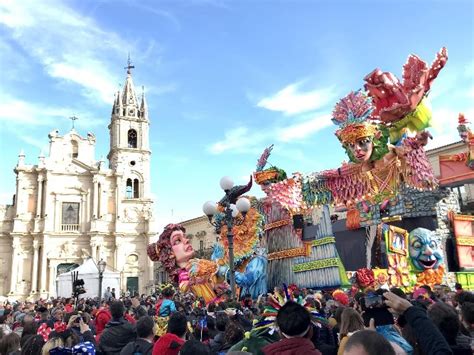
[158, 287, 176, 317]
[120, 316, 155, 355]
[98, 301, 136, 355]
[112, 288, 117, 299]
[221, 320, 244, 353]
[337, 308, 364, 355]
[41, 337, 64, 355]
[460, 302, 474, 339]
[210, 311, 228, 353]
[0, 315, 12, 336]
[0, 332, 21, 355]
[384, 291, 453, 355]
[19, 334, 44, 355]
[95, 302, 112, 341]
[428, 302, 472, 354]
[152, 312, 187, 355]
[104, 287, 113, 302]
[343, 330, 395, 355]
[262, 301, 321, 355]
[179, 339, 211, 355]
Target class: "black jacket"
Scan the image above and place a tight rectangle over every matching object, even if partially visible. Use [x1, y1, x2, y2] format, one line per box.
[210, 332, 225, 354]
[98, 318, 137, 355]
[404, 306, 453, 355]
[119, 338, 153, 355]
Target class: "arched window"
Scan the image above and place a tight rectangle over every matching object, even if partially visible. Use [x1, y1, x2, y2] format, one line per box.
[72, 140, 79, 158]
[128, 129, 137, 148]
[126, 178, 133, 198]
[133, 178, 139, 198]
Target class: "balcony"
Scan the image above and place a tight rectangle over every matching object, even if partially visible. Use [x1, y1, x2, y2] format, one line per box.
[61, 224, 79, 232]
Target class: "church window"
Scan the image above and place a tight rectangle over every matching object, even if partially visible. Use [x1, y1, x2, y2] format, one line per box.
[133, 178, 139, 198]
[126, 177, 140, 199]
[61, 202, 80, 231]
[128, 129, 137, 148]
[72, 140, 79, 158]
[126, 179, 133, 198]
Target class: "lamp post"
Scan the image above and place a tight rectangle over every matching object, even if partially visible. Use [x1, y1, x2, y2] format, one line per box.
[203, 176, 251, 300]
[98, 259, 106, 301]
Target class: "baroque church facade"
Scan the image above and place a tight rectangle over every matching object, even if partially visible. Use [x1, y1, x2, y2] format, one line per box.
[0, 66, 156, 299]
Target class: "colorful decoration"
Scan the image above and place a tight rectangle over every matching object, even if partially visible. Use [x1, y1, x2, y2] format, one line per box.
[292, 258, 340, 273]
[373, 269, 389, 286]
[415, 265, 445, 287]
[217, 200, 264, 267]
[387, 253, 412, 287]
[364, 47, 448, 143]
[267, 243, 311, 261]
[355, 268, 375, 288]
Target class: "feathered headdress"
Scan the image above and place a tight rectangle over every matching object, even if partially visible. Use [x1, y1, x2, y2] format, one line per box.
[332, 91, 377, 144]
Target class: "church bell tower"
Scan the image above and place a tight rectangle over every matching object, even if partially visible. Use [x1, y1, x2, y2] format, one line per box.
[107, 57, 151, 201]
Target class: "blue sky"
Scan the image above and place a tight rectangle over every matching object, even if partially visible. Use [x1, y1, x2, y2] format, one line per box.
[0, 0, 473, 230]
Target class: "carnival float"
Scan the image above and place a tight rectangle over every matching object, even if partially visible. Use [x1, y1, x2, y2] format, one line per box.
[147, 46, 474, 299]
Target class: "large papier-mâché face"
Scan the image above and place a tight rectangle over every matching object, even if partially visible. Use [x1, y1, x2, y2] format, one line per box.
[170, 230, 195, 266]
[345, 137, 374, 163]
[409, 228, 443, 271]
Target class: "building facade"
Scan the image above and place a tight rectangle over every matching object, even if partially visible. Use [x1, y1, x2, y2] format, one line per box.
[0, 67, 156, 299]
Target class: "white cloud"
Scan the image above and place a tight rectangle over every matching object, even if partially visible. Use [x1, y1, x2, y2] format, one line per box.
[0, 0, 133, 104]
[257, 82, 336, 115]
[208, 113, 333, 154]
[208, 127, 269, 154]
[0, 94, 106, 129]
[277, 114, 332, 142]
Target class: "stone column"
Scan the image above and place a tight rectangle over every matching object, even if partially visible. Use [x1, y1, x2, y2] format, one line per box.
[146, 235, 154, 285]
[91, 240, 98, 261]
[40, 237, 48, 293]
[36, 176, 44, 217]
[31, 239, 39, 293]
[9, 237, 21, 294]
[98, 181, 105, 218]
[93, 178, 98, 219]
[81, 193, 87, 232]
[48, 264, 56, 298]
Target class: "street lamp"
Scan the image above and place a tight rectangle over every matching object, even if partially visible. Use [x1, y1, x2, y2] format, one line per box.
[98, 259, 106, 301]
[203, 176, 252, 300]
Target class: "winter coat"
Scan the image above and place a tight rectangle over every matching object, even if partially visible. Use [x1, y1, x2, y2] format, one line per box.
[210, 332, 225, 353]
[263, 337, 322, 355]
[403, 306, 453, 355]
[120, 338, 153, 355]
[152, 333, 185, 355]
[98, 318, 137, 355]
[95, 308, 112, 341]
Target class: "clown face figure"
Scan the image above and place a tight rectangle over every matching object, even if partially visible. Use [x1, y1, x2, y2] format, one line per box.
[409, 228, 443, 271]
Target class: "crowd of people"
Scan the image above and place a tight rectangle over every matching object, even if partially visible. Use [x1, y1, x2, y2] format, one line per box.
[0, 282, 473, 355]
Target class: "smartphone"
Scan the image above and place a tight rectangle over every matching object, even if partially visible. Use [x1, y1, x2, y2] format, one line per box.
[364, 294, 383, 308]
